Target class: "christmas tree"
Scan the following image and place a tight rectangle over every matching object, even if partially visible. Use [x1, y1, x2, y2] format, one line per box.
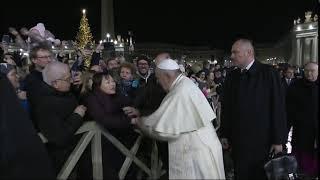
[76, 9, 93, 49]
[75, 9, 93, 69]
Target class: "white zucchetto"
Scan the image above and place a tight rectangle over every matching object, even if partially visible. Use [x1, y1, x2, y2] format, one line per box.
[157, 59, 180, 70]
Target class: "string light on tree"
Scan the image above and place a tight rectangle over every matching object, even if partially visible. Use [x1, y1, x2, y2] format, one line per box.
[75, 8, 93, 69]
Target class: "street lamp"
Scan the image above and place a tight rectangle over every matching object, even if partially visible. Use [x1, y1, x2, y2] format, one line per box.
[106, 33, 110, 42]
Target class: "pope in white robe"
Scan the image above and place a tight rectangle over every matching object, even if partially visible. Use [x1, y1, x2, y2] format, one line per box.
[125, 59, 226, 179]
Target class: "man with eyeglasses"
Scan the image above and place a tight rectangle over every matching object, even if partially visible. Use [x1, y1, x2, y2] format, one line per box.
[286, 62, 318, 178]
[134, 54, 167, 116]
[34, 61, 87, 174]
[25, 42, 54, 88]
[25, 43, 54, 130]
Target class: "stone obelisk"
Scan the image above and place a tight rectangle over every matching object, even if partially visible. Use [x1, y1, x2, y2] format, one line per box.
[101, 0, 115, 40]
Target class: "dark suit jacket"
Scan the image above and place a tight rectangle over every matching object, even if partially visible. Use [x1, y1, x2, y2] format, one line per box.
[286, 79, 318, 152]
[281, 77, 296, 93]
[33, 83, 83, 147]
[220, 61, 287, 179]
[32, 82, 83, 173]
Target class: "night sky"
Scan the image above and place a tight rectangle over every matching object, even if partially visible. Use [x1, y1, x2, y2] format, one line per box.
[1, 0, 318, 49]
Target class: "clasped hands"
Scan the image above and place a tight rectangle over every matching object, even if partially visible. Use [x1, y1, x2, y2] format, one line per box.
[122, 106, 140, 125]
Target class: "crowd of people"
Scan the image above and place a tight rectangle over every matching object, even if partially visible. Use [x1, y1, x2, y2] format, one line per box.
[0, 24, 318, 180]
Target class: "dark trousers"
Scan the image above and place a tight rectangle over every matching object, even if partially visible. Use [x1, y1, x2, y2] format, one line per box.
[46, 137, 80, 176]
[232, 152, 268, 180]
[77, 135, 139, 180]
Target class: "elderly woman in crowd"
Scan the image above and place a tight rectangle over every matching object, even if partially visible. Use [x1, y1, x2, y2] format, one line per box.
[117, 62, 138, 101]
[86, 72, 138, 179]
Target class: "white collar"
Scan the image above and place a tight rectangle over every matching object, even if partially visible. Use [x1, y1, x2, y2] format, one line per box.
[169, 74, 183, 91]
[245, 59, 255, 70]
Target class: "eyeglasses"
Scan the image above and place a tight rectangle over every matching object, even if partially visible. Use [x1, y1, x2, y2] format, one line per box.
[36, 55, 53, 59]
[4, 56, 14, 60]
[55, 76, 72, 83]
[138, 63, 149, 66]
[305, 68, 316, 71]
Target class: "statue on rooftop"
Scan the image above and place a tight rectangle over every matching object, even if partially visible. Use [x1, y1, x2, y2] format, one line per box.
[304, 11, 312, 23]
[313, 14, 318, 22]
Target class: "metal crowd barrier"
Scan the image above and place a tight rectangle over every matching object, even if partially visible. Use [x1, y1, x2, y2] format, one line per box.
[214, 102, 221, 130]
[38, 100, 222, 180]
[211, 96, 221, 131]
[39, 121, 166, 180]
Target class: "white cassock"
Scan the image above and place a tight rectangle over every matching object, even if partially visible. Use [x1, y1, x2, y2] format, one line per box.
[140, 74, 226, 179]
